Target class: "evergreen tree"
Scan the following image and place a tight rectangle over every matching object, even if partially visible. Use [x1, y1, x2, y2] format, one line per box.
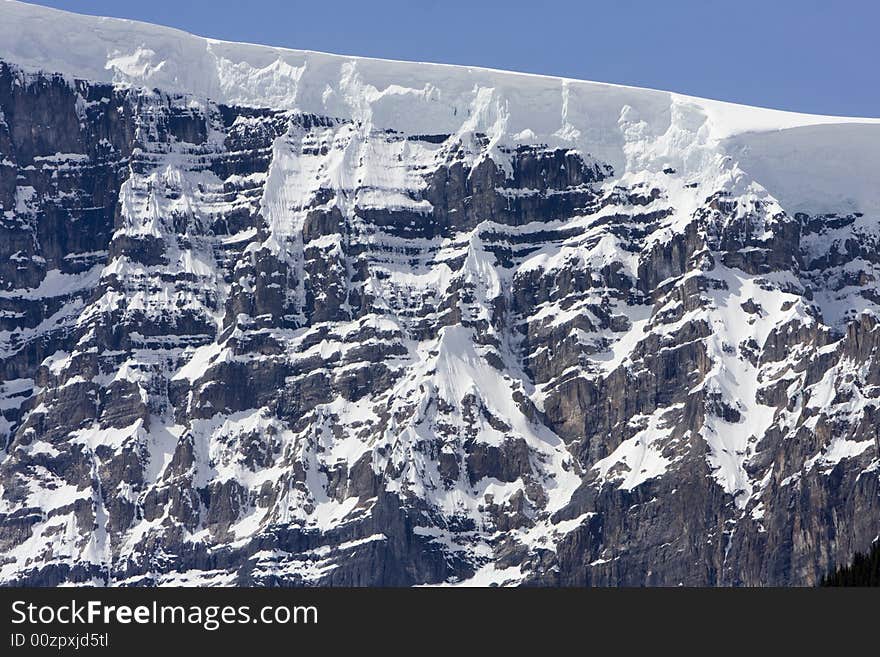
[821, 542, 880, 586]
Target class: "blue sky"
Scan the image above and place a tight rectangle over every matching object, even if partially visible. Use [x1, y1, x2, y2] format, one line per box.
[24, 0, 880, 117]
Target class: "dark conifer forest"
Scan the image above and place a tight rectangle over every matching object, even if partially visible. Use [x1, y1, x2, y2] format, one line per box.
[821, 542, 880, 586]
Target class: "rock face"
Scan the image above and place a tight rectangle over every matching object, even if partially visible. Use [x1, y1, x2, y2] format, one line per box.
[1, 2, 879, 586]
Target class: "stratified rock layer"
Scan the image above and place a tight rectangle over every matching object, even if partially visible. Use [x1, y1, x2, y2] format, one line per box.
[0, 26, 878, 587]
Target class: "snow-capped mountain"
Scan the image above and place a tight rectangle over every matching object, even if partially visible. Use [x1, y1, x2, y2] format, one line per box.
[0, 0, 878, 586]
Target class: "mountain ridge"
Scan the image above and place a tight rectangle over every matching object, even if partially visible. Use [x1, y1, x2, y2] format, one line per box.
[2, 0, 878, 129]
[0, 2, 878, 587]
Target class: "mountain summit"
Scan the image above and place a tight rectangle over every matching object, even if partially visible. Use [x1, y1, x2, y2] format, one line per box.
[0, 0, 878, 585]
